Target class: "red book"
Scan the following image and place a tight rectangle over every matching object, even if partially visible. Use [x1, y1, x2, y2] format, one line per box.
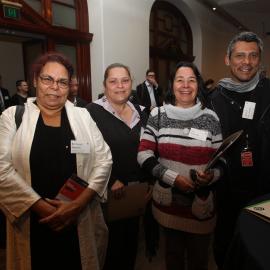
[56, 174, 89, 201]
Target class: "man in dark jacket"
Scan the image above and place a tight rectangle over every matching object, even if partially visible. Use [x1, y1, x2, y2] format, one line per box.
[0, 75, 11, 114]
[136, 69, 163, 115]
[68, 76, 88, 107]
[207, 31, 270, 269]
[10, 80, 29, 106]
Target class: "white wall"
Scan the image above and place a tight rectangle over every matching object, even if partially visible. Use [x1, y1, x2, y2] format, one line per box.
[88, 0, 105, 99]
[191, 1, 237, 82]
[88, 0, 154, 100]
[88, 0, 270, 99]
[0, 41, 24, 96]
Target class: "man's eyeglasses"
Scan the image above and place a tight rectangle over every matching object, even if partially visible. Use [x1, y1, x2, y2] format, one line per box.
[39, 75, 69, 89]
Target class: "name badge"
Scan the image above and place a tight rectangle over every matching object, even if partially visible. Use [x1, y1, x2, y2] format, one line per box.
[241, 151, 253, 167]
[71, 140, 90, 154]
[242, 101, 256, 120]
[188, 128, 208, 141]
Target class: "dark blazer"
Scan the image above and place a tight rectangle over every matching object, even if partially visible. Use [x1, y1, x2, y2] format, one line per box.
[75, 96, 88, 107]
[136, 81, 162, 114]
[0, 87, 11, 112]
[10, 93, 27, 106]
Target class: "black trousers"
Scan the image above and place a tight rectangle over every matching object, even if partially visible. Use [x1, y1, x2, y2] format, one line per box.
[0, 211, 6, 248]
[213, 190, 256, 269]
[103, 217, 140, 270]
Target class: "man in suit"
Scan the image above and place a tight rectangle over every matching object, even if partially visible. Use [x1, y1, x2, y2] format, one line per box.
[68, 75, 88, 107]
[0, 74, 11, 114]
[136, 69, 163, 115]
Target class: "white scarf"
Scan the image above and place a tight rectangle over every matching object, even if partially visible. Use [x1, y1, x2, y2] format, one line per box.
[218, 72, 260, 93]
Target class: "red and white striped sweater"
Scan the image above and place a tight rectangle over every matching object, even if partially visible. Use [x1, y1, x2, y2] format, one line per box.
[138, 102, 223, 233]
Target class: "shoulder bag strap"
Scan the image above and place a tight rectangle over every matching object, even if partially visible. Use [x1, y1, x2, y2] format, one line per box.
[15, 105, 25, 129]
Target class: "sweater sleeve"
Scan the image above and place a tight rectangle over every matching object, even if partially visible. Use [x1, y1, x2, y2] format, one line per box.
[206, 109, 224, 185]
[137, 108, 177, 186]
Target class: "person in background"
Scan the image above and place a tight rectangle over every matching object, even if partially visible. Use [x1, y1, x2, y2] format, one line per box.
[207, 31, 270, 269]
[259, 67, 267, 79]
[87, 63, 150, 270]
[0, 52, 112, 270]
[68, 75, 88, 107]
[10, 80, 29, 106]
[136, 69, 163, 115]
[0, 74, 11, 248]
[0, 74, 11, 114]
[138, 61, 223, 270]
[204, 78, 215, 92]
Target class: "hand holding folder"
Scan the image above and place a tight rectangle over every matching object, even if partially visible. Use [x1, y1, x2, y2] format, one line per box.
[106, 182, 149, 221]
[190, 130, 243, 186]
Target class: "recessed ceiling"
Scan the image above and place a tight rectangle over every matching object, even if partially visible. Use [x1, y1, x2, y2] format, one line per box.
[210, 0, 270, 34]
[218, 0, 270, 14]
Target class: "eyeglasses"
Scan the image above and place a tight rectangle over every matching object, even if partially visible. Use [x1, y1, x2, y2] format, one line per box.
[39, 75, 69, 89]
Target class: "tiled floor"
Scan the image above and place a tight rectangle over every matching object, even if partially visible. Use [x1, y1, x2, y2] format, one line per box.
[0, 226, 218, 270]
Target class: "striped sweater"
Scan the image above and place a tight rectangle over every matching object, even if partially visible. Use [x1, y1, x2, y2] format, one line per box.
[138, 102, 222, 233]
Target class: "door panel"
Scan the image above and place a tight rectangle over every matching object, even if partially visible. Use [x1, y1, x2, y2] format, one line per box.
[23, 39, 46, 96]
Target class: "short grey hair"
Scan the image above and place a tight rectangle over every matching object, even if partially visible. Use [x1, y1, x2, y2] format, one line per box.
[227, 31, 263, 58]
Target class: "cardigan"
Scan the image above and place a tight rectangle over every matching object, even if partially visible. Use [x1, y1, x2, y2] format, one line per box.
[87, 102, 149, 186]
[0, 98, 112, 270]
[138, 102, 222, 233]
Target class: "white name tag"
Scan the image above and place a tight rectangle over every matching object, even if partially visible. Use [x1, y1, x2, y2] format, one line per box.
[242, 101, 256, 120]
[71, 140, 90, 154]
[188, 128, 208, 141]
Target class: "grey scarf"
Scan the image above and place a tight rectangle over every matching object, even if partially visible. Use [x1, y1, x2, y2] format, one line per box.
[218, 72, 260, 93]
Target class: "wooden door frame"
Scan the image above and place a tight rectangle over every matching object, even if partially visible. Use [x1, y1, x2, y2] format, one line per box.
[0, 0, 93, 101]
[149, 1, 194, 88]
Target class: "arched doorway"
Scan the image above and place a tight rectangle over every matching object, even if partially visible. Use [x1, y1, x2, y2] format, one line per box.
[150, 0, 194, 91]
[0, 0, 92, 100]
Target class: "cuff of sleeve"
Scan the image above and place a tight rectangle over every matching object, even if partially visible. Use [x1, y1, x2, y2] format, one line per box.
[210, 168, 220, 183]
[162, 169, 178, 186]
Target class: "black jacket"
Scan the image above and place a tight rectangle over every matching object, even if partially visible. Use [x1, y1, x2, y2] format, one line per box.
[136, 81, 162, 114]
[10, 93, 27, 106]
[207, 78, 270, 205]
[0, 87, 11, 112]
[74, 96, 88, 107]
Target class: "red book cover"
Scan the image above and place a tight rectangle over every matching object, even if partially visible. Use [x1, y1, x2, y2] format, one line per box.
[56, 174, 89, 201]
